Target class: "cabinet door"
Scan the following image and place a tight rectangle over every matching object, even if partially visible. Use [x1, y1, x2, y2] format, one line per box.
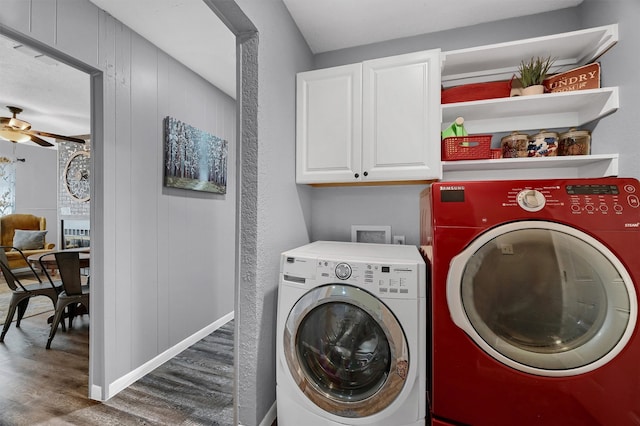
[362, 49, 442, 181]
[296, 64, 362, 184]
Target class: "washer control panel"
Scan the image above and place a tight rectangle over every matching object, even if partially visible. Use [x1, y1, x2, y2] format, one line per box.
[315, 259, 418, 299]
[334, 262, 352, 280]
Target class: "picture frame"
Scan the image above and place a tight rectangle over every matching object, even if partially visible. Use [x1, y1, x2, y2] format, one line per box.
[351, 225, 391, 244]
[163, 116, 228, 194]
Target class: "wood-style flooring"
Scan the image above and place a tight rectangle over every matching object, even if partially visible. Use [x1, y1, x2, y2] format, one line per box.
[0, 306, 235, 426]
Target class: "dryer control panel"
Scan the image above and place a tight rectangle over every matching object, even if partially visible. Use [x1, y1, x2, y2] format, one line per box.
[432, 177, 640, 231]
[565, 183, 639, 214]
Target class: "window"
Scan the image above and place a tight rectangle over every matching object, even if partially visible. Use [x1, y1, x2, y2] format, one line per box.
[0, 157, 16, 215]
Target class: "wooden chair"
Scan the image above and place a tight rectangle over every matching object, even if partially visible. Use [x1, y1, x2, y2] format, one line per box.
[0, 246, 61, 342]
[44, 251, 89, 349]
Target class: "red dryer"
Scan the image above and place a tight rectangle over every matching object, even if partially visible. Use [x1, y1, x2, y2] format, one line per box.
[428, 177, 640, 425]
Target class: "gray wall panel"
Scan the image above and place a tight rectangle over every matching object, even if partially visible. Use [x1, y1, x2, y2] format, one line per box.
[30, 0, 56, 44]
[92, 9, 116, 389]
[0, 0, 31, 36]
[130, 34, 159, 364]
[56, 0, 100, 66]
[112, 19, 134, 378]
[156, 50, 171, 353]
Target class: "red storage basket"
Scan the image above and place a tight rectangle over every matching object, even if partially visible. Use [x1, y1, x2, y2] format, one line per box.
[490, 148, 503, 159]
[441, 135, 493, 161]
[441, 80, 512, 104]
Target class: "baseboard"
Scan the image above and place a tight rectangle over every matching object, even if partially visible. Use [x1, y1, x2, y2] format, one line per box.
[90, 384, 103, 400]
[259, 401, 277, 426]
[104, 311, 234, 400]
[238, 400, 277, 426]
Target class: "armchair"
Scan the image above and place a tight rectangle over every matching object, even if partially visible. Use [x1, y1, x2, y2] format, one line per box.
[0, 214, 55, 270]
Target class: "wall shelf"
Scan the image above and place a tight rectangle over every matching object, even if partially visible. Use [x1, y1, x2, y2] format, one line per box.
[442, 87, 619, 134]
[442, 154, 619, 181]
[439, 24, 619, 181]
[441, 24, 618, 85]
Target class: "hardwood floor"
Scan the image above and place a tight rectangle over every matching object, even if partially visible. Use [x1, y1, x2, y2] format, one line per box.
[0, 310, 95, 425]
[0, 308, 235, 425]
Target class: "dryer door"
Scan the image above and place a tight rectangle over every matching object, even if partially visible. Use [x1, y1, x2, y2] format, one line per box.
[447, 221, 637, 377]
[283, 284, 409, 418]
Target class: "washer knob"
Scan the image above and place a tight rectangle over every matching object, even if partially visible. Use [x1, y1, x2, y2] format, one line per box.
[335, 263, 352, 280]
[517, 189, 546, 212]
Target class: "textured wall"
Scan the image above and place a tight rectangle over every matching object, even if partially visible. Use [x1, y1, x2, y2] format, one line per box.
[310, 185, 426, 246]
[314, 8, 582, 69]
[578, 0, 640, 179]
[229, 1, 314, 425]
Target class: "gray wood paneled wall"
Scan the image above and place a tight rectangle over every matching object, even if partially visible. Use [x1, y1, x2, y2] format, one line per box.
[1, 0, 236, 400]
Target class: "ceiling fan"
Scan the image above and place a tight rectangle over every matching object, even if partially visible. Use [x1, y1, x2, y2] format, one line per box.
[0, 106, 85, 147]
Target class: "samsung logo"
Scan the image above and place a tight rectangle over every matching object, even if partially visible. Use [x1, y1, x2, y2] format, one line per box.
[625, 222, 640, 228]
[441, 186, 465, 191]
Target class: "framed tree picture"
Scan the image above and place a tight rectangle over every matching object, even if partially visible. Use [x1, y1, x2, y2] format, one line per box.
[163, 117, 228, 194]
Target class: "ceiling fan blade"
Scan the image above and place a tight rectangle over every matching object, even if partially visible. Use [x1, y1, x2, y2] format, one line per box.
[28, 135, 55, 147]
[29, 130, 86, 144]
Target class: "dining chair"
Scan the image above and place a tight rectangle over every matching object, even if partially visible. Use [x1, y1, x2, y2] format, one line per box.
[0, 246, 61, 342]
[45, 251, 89, 349]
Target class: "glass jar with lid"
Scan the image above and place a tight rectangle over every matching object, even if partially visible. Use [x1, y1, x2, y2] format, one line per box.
[559, 128, 591, 155]
[501, 131, 529, 158]
[527, 130, 559, 157]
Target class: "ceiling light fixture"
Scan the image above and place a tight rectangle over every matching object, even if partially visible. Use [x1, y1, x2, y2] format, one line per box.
[0, 106, 86, 146]
[0, 106, 32, 143]
[0, 128, 31, 143]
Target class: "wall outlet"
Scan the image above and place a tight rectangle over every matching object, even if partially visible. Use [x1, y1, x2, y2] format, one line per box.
[501, 244, 514, 255]
[392, 235, 405, 245]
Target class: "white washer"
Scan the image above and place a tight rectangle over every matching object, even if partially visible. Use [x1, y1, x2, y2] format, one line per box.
[276, 241, 426, 426]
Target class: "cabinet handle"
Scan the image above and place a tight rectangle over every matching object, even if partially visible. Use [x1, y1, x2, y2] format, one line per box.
[363, 171, 368, 177]
[354, 173, 359, 179]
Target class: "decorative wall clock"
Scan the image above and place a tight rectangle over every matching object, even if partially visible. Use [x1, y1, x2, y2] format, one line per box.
[64, 150, 90, 202]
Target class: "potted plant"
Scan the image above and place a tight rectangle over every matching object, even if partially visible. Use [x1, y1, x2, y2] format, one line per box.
[517, 56, 555, 96]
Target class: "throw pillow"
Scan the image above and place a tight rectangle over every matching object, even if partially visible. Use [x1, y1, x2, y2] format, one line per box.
[12, 230, 48, 250]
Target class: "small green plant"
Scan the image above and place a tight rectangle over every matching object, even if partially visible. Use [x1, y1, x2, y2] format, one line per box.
[517, 56, 555, 87]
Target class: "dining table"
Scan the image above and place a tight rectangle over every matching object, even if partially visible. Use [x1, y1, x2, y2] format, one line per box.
[27, 247, 90, 273]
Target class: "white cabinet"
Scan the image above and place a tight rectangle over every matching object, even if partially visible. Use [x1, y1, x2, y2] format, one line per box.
[440, 24, 619, 181]
[296, 64, 362, 184]
[296, 49, 441, 185]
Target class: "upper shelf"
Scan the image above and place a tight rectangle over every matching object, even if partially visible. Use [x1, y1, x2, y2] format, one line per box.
[441, 154, 619, 181]
[442, 87, 619, 134]
[441, 24, 618, 86]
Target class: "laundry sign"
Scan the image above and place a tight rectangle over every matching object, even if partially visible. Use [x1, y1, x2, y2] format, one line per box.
[543, 63, 601, 93]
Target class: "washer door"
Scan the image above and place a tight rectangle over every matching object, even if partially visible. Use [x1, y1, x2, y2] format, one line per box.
[447, 221, 637, 377]
[284, 284, 409, 418]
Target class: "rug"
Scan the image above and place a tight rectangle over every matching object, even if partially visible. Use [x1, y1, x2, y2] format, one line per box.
[0, 275, 55, 326]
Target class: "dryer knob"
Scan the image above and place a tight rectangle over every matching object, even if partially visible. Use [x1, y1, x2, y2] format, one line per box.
[517, 189, 546, 212]
[335, 263, 352, 280]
